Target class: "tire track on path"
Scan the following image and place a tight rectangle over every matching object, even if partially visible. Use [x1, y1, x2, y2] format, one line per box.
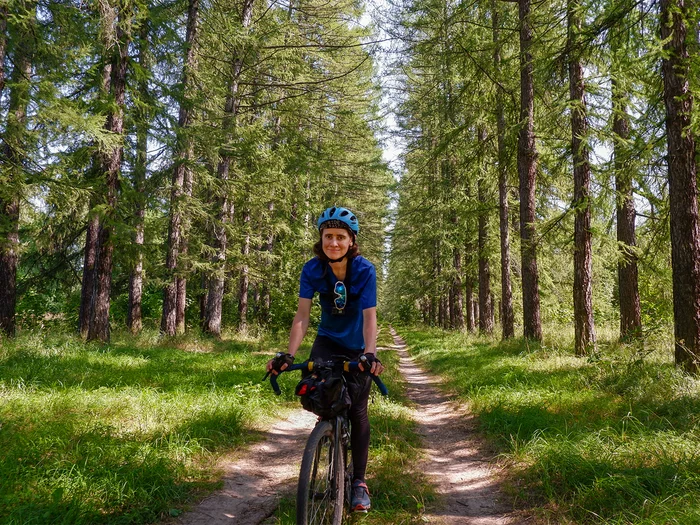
[389, 327, 529, 525]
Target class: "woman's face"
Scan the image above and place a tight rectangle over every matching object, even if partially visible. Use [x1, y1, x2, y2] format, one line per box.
[321, 227, 353, 260]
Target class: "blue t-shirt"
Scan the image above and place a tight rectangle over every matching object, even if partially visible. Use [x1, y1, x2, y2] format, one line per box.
[299, 256, 377, 350]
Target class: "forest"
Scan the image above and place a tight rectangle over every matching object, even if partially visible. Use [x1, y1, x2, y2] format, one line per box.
[1, 0, 700, 522]
[0, 0, 392, 343]
[1, 0, 699, 370]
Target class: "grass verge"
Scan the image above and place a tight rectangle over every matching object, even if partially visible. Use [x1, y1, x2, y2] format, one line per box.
[0, 328, 289, 525]
[395, 324, 700, 525]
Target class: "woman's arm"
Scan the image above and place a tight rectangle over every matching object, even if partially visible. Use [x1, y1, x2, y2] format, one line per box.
[266, 298, 311, 373]
[361, 307, 383, 375]
[362, 307, 377, 355]
[287, 298, 312, 357]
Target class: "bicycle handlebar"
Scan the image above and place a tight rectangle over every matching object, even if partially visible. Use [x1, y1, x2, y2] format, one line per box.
[263, 360, 389, 397]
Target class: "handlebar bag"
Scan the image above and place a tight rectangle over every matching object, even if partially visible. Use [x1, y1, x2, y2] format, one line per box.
[295, 368, 351, 419]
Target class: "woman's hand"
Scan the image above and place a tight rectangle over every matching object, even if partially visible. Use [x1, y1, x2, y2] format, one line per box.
[359, 353, 384, 376]
[266, 352, 295, 375]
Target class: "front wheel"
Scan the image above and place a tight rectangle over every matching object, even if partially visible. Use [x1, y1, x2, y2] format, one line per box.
[297, 420, 344, 525]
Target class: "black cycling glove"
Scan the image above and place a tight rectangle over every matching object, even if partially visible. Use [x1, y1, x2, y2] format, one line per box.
[272, 352, 295, 373]
[359, 353, 381, 369]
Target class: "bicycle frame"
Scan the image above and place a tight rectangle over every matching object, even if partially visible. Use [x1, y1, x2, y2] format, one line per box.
[265, 358, 387, 525]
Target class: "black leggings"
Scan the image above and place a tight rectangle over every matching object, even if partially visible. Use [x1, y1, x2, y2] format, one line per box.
[309, 336, 372, 482]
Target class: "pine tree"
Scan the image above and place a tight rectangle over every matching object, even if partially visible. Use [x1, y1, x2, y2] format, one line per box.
[568, 0, 596, 355]
[127, 7, 152, 334]
[0, 0, 35, 337]
[492, 0, 515, 339]
[161, 0, 200, 336]
[607, 0, 642, 341]
[515, 0, 542, 341]
[87, 0, 133, 343]
[660, 0, 700, 374]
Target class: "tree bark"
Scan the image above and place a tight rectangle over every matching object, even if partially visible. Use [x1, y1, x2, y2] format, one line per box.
[80, 0, 114, 338]
[493, 0, 515, 339]
[435, 240, 444, 328]
[127, 16, 150, 334]
[0, 1, 7, 96]
[238, 207, 251, 332]
[465, 280, 476, 332]
[203, 0, 254, 336]
[80, 210, 100, 337]
[568, 0, 596, 355]
[87, 0, 132, 343]
[260, 200, 274, 322]
[0, 0, 33, 337]
[478, 129, 494, 334]
[452, 248, 464, 329]
[661, 0, 700, 374]
[517, 0, 542, 341]
[162, 0, 200, 335]
[612, 77, 641, 341]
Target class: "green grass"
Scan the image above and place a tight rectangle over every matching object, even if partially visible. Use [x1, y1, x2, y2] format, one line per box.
[0, 328, 291, 525]
[13, 322, 695, 525]
[272, 328, 435, 524]
[397, 324, 700, 525]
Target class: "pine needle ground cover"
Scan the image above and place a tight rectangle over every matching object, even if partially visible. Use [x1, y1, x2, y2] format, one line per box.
[0, 330, 288, 525]
[399, 326, 700, 525]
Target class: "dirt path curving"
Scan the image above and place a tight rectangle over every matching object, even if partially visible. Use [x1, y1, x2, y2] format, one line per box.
[389, 327, 529, 525]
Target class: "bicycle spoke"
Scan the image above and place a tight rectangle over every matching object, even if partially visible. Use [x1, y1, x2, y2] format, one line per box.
[307, 434, 336, 524]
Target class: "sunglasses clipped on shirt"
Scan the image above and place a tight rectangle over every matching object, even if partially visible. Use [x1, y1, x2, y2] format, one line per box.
[333, 280, 346, 315]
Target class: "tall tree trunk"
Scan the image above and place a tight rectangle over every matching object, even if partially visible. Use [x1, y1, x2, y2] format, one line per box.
[80, 0, 114, 338]
[127, 16, 150, 334]
[493, 0, 514, 339]
[203, 0, 254, 336]
[452, 248, 464, 329]
[0, 0, 33, 337]
[175, 149, 197, 333]
[162, 0, 199, 335]
[612, 77, 641, 341]
[442, 293, 449, 330]
[478, 179, 494, 334]
[450, 289, 456, 329]
[175, 176, 193, 334]
[465, 280, 476, 332]
[261, 200, 274, 322]
[435, 241, 444, 328]
[238, 207, 250, 332]
[568, 0, 596, 355]
[478, 129, 494, 334]
[0, 1, 7, 96]
[87, 0, 132, 343]
[80, 210, 100, 337]
[661, 0, 700, 374]
[517, 0, 542, 341]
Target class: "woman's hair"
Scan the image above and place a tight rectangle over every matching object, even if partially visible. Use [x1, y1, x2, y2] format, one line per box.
[313, 231, 360, 262]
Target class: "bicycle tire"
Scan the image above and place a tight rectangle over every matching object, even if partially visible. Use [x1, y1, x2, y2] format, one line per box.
[297, 420, 344, 525]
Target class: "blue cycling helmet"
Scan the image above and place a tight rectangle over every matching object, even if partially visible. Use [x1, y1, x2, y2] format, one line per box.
[317, 206, 359, 235]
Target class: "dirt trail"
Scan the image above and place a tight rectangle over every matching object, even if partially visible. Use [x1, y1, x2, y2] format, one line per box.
[167, 329, 529, 524]
[389, 327, 528, 525]
[169, 409, 317, 524]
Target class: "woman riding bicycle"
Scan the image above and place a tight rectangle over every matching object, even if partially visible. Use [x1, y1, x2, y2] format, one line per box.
[266, 206, 384, 512]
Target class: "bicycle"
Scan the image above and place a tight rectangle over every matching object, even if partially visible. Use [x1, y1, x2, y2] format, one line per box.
[265, 357, 388, 525]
